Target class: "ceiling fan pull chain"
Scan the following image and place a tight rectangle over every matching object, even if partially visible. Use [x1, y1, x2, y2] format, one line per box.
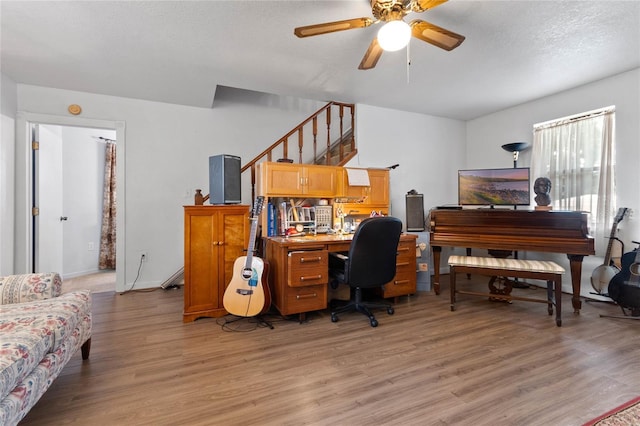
[406, 42, 411, 84]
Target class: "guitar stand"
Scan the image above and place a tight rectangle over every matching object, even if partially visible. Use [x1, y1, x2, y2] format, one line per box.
[254, 315, 274, 329]
[600, 305, 640, 320]
[586, 292, 616, 304]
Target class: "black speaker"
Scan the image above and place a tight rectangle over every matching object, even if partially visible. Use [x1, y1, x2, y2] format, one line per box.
[209, 154, 241, 204]
[406, 194, 425, 231]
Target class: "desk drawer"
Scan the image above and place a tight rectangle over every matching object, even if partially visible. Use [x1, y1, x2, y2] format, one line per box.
[380, 240, 417, 298]
[284, 284, 327, 314]
[287, 250, 328, 287]
[382, 269, 416, 297]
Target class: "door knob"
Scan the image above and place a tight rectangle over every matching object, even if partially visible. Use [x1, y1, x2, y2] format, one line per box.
[60, 216, 68, 221]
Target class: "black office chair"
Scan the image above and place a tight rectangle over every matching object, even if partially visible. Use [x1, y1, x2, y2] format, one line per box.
[329, 216, 403, 327]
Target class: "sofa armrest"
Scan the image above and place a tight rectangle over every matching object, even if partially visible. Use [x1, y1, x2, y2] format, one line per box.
[0, 273, 62, 305]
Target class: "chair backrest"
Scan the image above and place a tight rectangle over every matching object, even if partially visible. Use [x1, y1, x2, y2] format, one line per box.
[346, 216, 403, 288]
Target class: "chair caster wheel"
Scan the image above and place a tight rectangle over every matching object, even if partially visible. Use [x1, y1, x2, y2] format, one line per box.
[331, 314, 339, 323]
[370, 318, 378, 327]
[387, 307, 394, 315]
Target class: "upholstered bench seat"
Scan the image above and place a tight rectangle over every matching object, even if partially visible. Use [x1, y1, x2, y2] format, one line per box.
[448, 255, 565, 326]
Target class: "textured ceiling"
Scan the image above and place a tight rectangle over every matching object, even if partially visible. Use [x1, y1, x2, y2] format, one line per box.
[1, 1, 639, 120]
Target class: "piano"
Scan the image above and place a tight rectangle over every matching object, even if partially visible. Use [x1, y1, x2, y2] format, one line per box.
[429, 208, 595, 313]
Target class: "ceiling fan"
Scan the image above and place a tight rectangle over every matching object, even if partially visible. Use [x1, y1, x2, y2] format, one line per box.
[294, 0, 465, 70]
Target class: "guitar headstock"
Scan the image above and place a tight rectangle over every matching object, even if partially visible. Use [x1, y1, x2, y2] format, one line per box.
[615, 207, 629, 224]
[251, 196, 265, 218]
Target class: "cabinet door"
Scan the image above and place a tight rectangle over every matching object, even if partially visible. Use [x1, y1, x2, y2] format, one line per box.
[304, 165, 338, 196]
[262, 163, 303, 195]
[218, 208, 250, 302]
[184, 211, 220, 314]
[366, 169, 389, 205]
[339, 168, 367, 201]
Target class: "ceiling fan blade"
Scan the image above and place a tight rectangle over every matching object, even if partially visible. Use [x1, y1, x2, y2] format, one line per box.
[410, 19, 465, 51]
[358, 38, 384, 70]
[294, 17, 374, 38]
[411, 0, 449, 13]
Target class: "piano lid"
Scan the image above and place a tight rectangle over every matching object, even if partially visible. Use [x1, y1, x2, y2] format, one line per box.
[429, 208, 594, 255]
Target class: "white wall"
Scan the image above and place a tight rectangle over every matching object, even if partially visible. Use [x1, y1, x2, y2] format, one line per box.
[0, 73, 17, 275]
[351, 105, 467, 225]
[14, 84, 325, 290]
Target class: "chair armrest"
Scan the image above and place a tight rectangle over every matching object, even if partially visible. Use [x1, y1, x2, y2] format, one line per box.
[0, 273, 63, 305]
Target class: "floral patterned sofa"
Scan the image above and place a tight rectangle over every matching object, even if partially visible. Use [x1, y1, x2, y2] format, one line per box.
[0, 273, 92, 426]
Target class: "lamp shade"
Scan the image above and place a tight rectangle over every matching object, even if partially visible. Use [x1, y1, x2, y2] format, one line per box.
[377, 20, 411, 52]
[501, 142, 530, 153]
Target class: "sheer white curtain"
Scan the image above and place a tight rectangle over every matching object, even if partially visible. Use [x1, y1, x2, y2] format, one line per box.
[530, 107, 616, 256]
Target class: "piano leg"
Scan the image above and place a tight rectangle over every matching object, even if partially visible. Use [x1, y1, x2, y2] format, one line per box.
[433, 246, 442, 295]
[567, 254, 585, 313]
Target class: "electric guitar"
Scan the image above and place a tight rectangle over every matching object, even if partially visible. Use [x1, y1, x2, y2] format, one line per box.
[590, 207, 628, 294]
[608, 243, 640, 314]
[223, 196, 270, 317]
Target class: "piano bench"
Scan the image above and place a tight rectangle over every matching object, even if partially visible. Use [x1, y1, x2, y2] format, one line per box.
[447, 255, 565, 327]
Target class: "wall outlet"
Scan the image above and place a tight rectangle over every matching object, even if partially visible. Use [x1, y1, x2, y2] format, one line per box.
[140, 251, 148, 262]
[87, 242, 95, 251]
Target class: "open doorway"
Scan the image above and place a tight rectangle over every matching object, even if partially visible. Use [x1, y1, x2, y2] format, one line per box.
[33, 123, 117, 293]
[15, 112, 125, 292]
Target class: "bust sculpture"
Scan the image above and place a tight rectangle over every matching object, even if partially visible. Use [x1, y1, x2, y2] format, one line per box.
[534, 177, 552, 207]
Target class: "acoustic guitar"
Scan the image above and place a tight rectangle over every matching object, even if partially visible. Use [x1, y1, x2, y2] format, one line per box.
[223, 196, 270, 317]
[590, 207, 628, 294]
[608, 244, 640, 315]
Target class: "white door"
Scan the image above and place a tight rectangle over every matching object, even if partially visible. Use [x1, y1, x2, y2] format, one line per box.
[34, 124, 64, 273]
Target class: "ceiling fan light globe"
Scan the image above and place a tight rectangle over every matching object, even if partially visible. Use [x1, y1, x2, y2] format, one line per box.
[377, 20, 411, 52]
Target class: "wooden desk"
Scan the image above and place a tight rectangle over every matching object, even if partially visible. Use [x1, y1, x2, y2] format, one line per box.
[264, 233, 418, 318]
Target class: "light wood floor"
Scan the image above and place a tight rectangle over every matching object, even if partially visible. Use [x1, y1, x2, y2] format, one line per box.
[20, 276, 640, 426]
[63, 270, 116, 294]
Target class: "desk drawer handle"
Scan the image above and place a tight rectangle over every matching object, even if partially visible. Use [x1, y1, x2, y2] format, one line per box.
[300, 274, 322, 281]
[398, 247, 410, 253]
[394, 279, 409, 285]
[396, 262, 410, 267]
[296, 293, 317, 299]
[300, 257, 322, 263]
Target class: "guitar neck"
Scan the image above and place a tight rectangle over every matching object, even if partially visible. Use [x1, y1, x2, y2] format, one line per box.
[604, 208, 627, 265]
[244, 217, 259, 269]
[603, 226, 617, 265]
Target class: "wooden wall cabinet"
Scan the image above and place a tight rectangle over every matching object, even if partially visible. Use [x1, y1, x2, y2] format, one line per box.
[183, 205, 249, 322]
[258, 162, 339, 197]
[335, 168, 390, 215]
[337, 168, 389, 204]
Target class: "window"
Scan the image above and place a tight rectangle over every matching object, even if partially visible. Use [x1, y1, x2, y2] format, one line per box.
[530, 106, 616, 256]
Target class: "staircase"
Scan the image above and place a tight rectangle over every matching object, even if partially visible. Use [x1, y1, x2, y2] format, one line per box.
[240, 101, 357, 201]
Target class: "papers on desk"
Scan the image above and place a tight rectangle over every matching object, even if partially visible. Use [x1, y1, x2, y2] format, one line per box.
[345, 168, 370, 186]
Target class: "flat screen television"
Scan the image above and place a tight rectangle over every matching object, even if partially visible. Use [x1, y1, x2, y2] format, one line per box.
[458, 167, 531, 206]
